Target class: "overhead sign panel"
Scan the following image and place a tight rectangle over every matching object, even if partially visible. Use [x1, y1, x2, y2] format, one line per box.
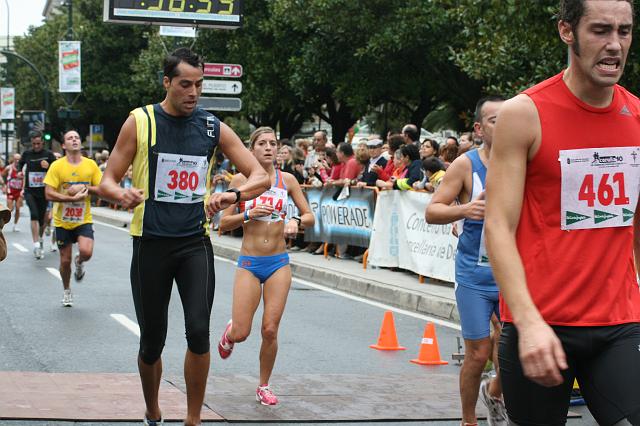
[104, 0, 242, 29]
[202, 80, 242, 95]
[198, 97, 241, 112]
[159, 25, 196, 37]
[203, 63, 242, 78]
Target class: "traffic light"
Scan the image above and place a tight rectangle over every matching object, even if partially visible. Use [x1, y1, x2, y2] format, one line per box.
[43, 131, 52, 142]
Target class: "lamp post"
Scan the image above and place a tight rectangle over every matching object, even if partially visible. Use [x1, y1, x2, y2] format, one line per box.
[3, 0, 9, 164]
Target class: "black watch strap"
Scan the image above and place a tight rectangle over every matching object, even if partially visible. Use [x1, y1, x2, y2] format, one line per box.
[225, 188, 241, 203]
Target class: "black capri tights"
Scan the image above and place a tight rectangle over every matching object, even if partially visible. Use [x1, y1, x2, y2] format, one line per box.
[24, 192, 47, 226]
[131, 235, 215, 365]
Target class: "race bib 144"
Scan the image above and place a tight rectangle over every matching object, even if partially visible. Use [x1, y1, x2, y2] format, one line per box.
[560, 147, 640, 230]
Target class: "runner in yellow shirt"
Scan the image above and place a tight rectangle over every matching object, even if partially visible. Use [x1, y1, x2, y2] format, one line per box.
[44, 130, 102, 307]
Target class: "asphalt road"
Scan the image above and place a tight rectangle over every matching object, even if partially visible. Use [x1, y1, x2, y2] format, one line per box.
[0, 204, 595, 425]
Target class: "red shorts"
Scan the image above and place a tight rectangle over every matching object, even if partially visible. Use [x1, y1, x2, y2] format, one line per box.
[6, 190, 22, 201]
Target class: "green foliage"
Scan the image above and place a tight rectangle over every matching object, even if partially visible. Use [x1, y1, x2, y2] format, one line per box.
[447, 0, 564, 97]
[9, 0, 640, 146]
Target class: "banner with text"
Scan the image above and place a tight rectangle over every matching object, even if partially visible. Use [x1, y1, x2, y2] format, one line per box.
[59, 41, 82, 93]
[1, 88, 15, 120]
[368, 191, 457, 282]
[305, 186, 375, 247]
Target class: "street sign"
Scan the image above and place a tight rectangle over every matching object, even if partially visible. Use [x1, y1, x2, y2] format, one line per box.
[203, 63, 242, 78]
[159, 26, 196, 38]
[104, 0, 242, 29]
[202, 80, 242, 95]
[58, 109, 81, 119]
[198, 97, 242, 112]
[19, 110, 45, 145]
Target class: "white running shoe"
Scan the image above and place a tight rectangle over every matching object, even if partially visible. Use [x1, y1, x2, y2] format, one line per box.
[34, 247, 44, 260]
[61, 290, 73, 307]
[74, 255, 85, 281]
[479, 377, 508, 426]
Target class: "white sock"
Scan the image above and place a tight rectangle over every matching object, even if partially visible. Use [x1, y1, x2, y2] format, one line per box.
[34, 242, 40, 249]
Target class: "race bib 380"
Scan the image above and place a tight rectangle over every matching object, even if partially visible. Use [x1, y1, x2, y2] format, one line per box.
[560, 147, 640, 230]
[154, 153, 209, 204]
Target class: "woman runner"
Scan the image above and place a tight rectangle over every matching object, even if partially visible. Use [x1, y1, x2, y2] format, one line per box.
[218, 127, 314, 406]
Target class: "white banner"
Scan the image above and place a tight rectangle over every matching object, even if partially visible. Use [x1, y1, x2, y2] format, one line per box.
[368, 191, 457, 282]
[1, 87, 15, 120]
[59, 41, 82, 93]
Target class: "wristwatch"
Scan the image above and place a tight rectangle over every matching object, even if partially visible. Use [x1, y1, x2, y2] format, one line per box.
[292, 216, 302, 226]
[225, 188, 241, 203]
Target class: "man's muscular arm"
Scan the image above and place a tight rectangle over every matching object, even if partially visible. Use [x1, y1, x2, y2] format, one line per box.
[485, 94, 567, 387]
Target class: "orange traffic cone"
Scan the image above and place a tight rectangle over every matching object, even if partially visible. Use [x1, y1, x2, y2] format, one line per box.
[410, 323, 448, 365]
[370, 311, 406, 351]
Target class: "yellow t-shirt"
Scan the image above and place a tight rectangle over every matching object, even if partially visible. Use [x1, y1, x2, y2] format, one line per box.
[43, 156, 102, 230]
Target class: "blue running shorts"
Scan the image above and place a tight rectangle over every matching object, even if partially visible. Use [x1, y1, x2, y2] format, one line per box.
[455, 284, 499, 340]
[237, 252, 290, 284]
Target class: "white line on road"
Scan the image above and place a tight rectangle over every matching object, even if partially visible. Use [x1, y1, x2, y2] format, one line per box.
[216, 257, 461, 331]
[12, 243, 28, 253]
[110, 313, 141, 337]
[93, 220, 130, 233]
[46, 267, 62, 281]
[94, 220, 460, 331]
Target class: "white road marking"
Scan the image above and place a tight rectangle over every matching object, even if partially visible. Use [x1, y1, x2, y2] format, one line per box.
[110, 313, 141, 337]
[12, 243, 28, 253]
[95, 220, 461, 332]
[46, 268, 62, 281]
[93, 220, 130, 233]
[216, 257, 461, 331]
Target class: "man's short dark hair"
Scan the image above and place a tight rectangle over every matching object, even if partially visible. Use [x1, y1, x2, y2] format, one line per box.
[559, 0, 634, 54]
[560, 0, 634, 32]
[400, 143, 420, 162]
[29, 130, 42, 140]
[402, 124, 420, 142]
[474, 95, 506, 123]
[447, 136, 459, 147]
[388, 134, 405, 153]
[337, 142, 353, 157]
[422, 157, 445, 174]
[163, 48, 204, 81]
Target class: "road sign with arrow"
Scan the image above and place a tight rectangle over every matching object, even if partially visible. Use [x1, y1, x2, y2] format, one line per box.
[202, 80, 243, 95]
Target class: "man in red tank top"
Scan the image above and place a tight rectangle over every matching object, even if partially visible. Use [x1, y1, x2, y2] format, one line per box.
[485, 1, 640, 425]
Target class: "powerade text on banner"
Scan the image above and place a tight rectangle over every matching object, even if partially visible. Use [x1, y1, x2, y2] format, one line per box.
[304, 186, 375, 247]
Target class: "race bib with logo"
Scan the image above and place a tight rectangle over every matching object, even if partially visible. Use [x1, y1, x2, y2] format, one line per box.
[246, 187, 288, 222]
[8, 177, 22, 190]
[28, 172, 45, 188]
[560, 147, 640, 230]
[154, 153, 209, 204]
[61, 201, 85, 223]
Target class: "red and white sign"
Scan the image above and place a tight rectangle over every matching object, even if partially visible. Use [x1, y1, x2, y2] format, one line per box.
[204, 63, 243, 78]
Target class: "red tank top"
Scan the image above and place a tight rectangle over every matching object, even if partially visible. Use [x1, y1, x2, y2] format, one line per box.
[6, 165, 23, 192]
[500, 72, 640, 326]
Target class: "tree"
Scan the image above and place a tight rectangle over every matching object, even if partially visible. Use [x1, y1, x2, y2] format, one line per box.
[10, 0, 153, 147]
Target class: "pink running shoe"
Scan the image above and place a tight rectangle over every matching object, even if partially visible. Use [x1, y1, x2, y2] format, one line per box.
[256, 384, 278, 405]
[217, 320, 234, 359]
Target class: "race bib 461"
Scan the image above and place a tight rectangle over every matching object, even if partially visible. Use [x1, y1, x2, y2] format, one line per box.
[560, 147, 640, 230]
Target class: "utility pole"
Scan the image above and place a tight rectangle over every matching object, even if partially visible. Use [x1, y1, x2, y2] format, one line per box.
[3, 0, 11, 163]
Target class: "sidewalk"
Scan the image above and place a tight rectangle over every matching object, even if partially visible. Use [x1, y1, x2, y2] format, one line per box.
[91, 206, 459, 324]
